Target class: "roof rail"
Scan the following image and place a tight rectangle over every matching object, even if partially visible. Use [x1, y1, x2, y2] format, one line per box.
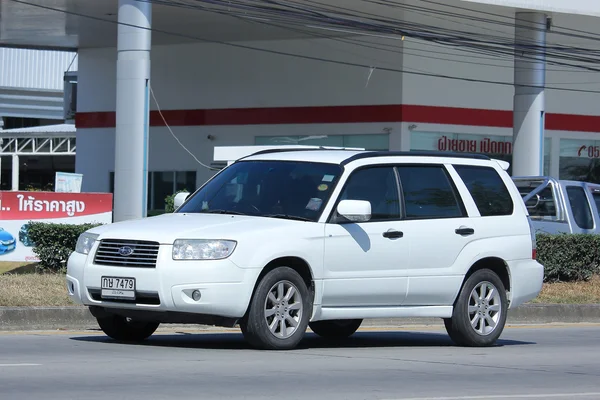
[340, 151, 491, 165]
[239, 146, 363, 160]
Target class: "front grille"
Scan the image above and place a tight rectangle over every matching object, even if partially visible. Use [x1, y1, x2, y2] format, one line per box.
[94, 239, 160, 268]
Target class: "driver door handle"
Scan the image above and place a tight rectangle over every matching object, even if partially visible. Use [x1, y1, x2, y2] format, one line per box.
[455, 227, 475, 236]
[383, 230, 404, 239]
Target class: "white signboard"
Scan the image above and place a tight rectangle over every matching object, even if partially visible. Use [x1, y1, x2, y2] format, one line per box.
[55, 172, 83, 193]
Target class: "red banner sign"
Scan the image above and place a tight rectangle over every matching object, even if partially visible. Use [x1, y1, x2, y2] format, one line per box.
[437, 136, 512, 155]
[0, 191, 113, 221]
[0, 191, 113, 262]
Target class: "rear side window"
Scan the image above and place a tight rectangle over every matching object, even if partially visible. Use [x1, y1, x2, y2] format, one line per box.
[454, 165, 514, 216]
[592, 192, 600, 217]
[566, 186, 594, 230]
[515, 182, 558, 219]
[396, 165, 466, 219]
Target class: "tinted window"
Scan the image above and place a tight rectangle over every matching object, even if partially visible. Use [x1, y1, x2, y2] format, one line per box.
[177, 160, 342, 222]
[592, 193, 600, 216]
[454, 165, 514, 216]
[338, 167, 400, 221]
[397, 165, 465, 219]
[566, 186, 594, 230]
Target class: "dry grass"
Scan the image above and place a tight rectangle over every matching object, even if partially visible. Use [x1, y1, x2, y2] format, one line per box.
[0, 273, 599, 307]
[530, 275, 600, 304]
[0, 273, 79, 307]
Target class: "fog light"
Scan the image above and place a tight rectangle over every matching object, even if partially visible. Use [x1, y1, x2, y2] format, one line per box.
[192, 290, 201, 301]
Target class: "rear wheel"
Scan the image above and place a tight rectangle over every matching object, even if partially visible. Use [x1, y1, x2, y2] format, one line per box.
[444, 268, 507, 347]
[309, 319, 362, 339]
[96, 315, 159, 342]
[240, 267, 311, 350]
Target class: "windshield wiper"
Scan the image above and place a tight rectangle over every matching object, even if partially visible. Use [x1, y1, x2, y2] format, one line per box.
[203, 209, 247, 215]
[263, 214, 313, 222]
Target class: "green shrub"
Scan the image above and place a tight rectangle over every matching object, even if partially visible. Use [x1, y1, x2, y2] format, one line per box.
[164, 189, 190, 213]
[536, 233, 600, 282]
[26, 222, 103, 273]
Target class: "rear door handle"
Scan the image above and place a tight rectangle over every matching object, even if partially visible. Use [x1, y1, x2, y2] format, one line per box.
[383, 230, 404, 239]
[455, 227, 475, 236]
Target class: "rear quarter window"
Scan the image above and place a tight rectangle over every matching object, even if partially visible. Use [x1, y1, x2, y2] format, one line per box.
[453, 165, 514, 216]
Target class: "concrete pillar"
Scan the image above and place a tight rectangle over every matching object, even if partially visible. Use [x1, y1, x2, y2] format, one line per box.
[11, 154, 19, 191]
[113, 0, 151, 221]
[512, 12, 547, 177]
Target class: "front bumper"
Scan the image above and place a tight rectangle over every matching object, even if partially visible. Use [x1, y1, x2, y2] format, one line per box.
[66, 242, 261, 321]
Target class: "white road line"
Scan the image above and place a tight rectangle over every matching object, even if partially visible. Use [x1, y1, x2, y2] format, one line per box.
[0, 364, 42, 367]
[385, 393, 600, 400]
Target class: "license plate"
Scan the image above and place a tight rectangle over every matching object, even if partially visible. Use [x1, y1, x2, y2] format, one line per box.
[101, 276, 136, 300]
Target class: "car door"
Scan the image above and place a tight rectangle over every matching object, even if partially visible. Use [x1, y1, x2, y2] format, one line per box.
[394, 163, 476, 306]
[322, 165, 409, 307]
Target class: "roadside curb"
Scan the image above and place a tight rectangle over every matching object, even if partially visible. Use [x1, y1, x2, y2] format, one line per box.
[1, 304, 599, 332]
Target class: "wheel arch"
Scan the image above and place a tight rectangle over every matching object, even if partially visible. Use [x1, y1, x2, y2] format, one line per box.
[243, 256, 315, 317]
[456, 257, 511, 304]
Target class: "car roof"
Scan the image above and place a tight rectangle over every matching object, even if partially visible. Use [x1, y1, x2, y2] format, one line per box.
[241, 149, 491, 165]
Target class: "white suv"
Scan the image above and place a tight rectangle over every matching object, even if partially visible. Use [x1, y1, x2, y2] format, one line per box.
[66, 149, 544, 350]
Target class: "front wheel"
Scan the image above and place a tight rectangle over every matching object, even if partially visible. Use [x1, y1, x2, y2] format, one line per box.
[240, 267, 311, 350]
[444, 268, 508, 347]
[309, 319, 362, 339]
[96, 315, 159, 342]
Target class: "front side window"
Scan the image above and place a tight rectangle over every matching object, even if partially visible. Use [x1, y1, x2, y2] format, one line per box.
[454, 165, 514, 217]
[336, 167, 400, 221]
[566, 186, 594, 230]
[397, 165, 465, 219]
[177, 161, 342, 222]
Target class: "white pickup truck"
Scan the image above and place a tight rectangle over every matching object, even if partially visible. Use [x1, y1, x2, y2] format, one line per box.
[513, 176, 600, 234]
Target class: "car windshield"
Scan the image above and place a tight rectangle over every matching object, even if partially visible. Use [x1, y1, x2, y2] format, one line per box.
[177, 160, 343, 222]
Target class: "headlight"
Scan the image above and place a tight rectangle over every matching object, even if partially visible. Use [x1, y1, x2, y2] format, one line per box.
[172, 239, 237, 260]
[75, 233, 99, 255]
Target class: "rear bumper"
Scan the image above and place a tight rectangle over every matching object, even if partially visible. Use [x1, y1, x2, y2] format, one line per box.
[508, 259, 544, 308]
[66, 243, 261, 322]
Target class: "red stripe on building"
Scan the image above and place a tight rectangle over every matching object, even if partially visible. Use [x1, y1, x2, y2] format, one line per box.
[401, 105, 513, 128]
[75, 104, 600, 132]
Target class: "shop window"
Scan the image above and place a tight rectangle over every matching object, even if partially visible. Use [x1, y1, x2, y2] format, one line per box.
[110, 171, 196, 213]
[410, 131, 551, 176]
[559, 139, 600, 183]
[255, 134, 389, 150]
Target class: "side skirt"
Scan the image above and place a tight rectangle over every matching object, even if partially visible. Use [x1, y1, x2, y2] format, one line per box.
[311, 305, 453, 322]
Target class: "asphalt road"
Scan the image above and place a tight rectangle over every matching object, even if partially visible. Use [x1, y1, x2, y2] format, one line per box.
[2, 324, 600, 400]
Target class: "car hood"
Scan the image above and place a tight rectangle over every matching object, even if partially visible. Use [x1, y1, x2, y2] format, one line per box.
[0, 230, 15, 241]
[88, 213, 312, 244]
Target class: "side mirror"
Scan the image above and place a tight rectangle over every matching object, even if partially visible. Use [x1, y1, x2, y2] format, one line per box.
[173, 192, 190, 210]
[337, 199, 371, 222]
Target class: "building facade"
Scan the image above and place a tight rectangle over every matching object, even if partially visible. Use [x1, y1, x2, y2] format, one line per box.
[0, 47, 78, 190]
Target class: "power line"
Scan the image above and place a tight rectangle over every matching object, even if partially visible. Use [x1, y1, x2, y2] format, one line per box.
[8, 0, 600, 95]
[175, 0, 600, 71]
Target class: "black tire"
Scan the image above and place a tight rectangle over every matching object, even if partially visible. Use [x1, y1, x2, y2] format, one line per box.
[240, 267, 311, 350]
[309, 319, 363, 339]
[96, 315, 159, 342]
[444, 268, 508, 347]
